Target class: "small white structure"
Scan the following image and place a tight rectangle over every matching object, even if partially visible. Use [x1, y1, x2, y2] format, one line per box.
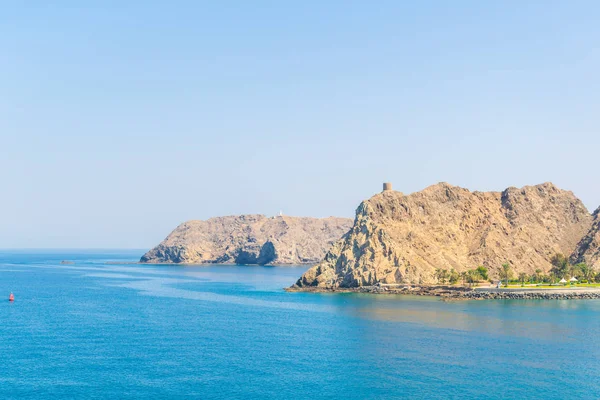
[559, 278, 567, 284]
[570, 277, 578, 282]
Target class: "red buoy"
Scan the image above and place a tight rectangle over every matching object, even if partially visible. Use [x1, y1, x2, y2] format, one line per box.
[9, 293, 14, 302]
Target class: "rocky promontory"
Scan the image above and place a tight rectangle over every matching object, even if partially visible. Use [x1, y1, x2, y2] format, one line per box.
[292, 182, 593, 289]
[571, 206, 600, 268]
[141, 215, 353, 265]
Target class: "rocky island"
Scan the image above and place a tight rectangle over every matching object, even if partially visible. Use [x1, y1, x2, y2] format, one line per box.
[141, 215, 352, 265]
[290, 182, 595, 290]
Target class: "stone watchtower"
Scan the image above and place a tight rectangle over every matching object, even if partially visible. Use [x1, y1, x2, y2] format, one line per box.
[383, 182, 393, 192]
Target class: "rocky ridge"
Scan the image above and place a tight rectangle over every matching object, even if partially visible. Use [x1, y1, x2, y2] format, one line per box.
[141, 215, 353, 265]
[292, 182, 593, 289]
[571, 207, 600, 268]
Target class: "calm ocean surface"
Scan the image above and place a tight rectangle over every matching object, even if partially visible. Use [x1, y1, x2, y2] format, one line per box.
[1, 250, 599, 399]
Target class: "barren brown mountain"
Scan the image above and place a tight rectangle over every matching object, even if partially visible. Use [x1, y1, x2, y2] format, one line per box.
[292, 182, 593, 289]
[140, 215, 352, 265]
[571, 207, 600, 268]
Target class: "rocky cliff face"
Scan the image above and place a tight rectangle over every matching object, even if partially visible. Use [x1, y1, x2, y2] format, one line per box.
[571, 207, 600, 268]
[140, 215, 353, 265]
[292, 183, 593, 288]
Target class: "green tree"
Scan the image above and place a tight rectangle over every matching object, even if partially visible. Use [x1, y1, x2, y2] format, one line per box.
[518, 272, 527, 287]
[467, 269, 481, 286]
[550, 253, 569, 278]
[476, 266, 488, 281]
[533, 268, 543, 283]
[568, 263, 582, 281]
[434, 268, 449, 284]
[576, 263, 593, 282]
[499, 263, 513, 287]
[449, 268, 460, 284]
[460, 271, 468, 286]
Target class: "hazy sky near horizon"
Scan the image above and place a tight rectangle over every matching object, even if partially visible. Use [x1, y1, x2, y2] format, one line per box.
[1, 1, 599, 248]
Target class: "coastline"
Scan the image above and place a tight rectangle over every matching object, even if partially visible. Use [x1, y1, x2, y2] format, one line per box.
[286, 284, 600, 300]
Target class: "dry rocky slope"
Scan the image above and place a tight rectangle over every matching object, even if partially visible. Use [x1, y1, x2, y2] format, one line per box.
[140, 215, 353, 265]
[292, 183, 593, 289]
[571, 207, 600, 268]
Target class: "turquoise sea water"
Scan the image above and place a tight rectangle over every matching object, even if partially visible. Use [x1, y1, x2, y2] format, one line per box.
[1, 250, 600, 399]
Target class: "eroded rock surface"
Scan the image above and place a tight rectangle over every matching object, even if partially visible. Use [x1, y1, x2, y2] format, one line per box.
[571, 207, 600, 268]
[141, 215, 352, 265]
[293, 183, 593, 288]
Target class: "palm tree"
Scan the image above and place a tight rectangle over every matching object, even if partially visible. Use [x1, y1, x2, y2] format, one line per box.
[518, 272, 527, 287]
[568, 263, 582, 280]
[577, 263, 594, 283]
[449, 268, 459, 284]
[499, 263, 513, 287]
[435, 268, 449, 284]
[534, 269, 543, 283]
[460, 271, 468, 286]
[550, 253, 569, 278]
[467, 269, 481, 287]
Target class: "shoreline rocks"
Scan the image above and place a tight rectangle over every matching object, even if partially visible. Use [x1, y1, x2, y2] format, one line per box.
[286, 284, 600, 300]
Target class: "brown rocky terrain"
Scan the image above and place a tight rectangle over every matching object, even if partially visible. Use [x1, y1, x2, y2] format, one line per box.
[292, 183, 593, 289]
[571, 207, 600, 268]
[140, 215, 353, 265]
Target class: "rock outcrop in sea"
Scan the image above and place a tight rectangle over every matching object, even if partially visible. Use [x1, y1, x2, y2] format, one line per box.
[292, 182, 593, 289]
[141, 215, 353, 265]
[571, 206, 600, 268]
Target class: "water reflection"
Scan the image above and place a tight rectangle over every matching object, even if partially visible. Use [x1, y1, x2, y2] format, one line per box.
[352, 304, 573, 340]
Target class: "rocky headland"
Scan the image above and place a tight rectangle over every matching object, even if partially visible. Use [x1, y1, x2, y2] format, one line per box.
[140, 215, 352, 265]
[291, 182, 594, 290]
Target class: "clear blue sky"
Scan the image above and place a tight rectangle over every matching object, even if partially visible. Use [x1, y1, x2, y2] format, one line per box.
[1, 1, 599, 249]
